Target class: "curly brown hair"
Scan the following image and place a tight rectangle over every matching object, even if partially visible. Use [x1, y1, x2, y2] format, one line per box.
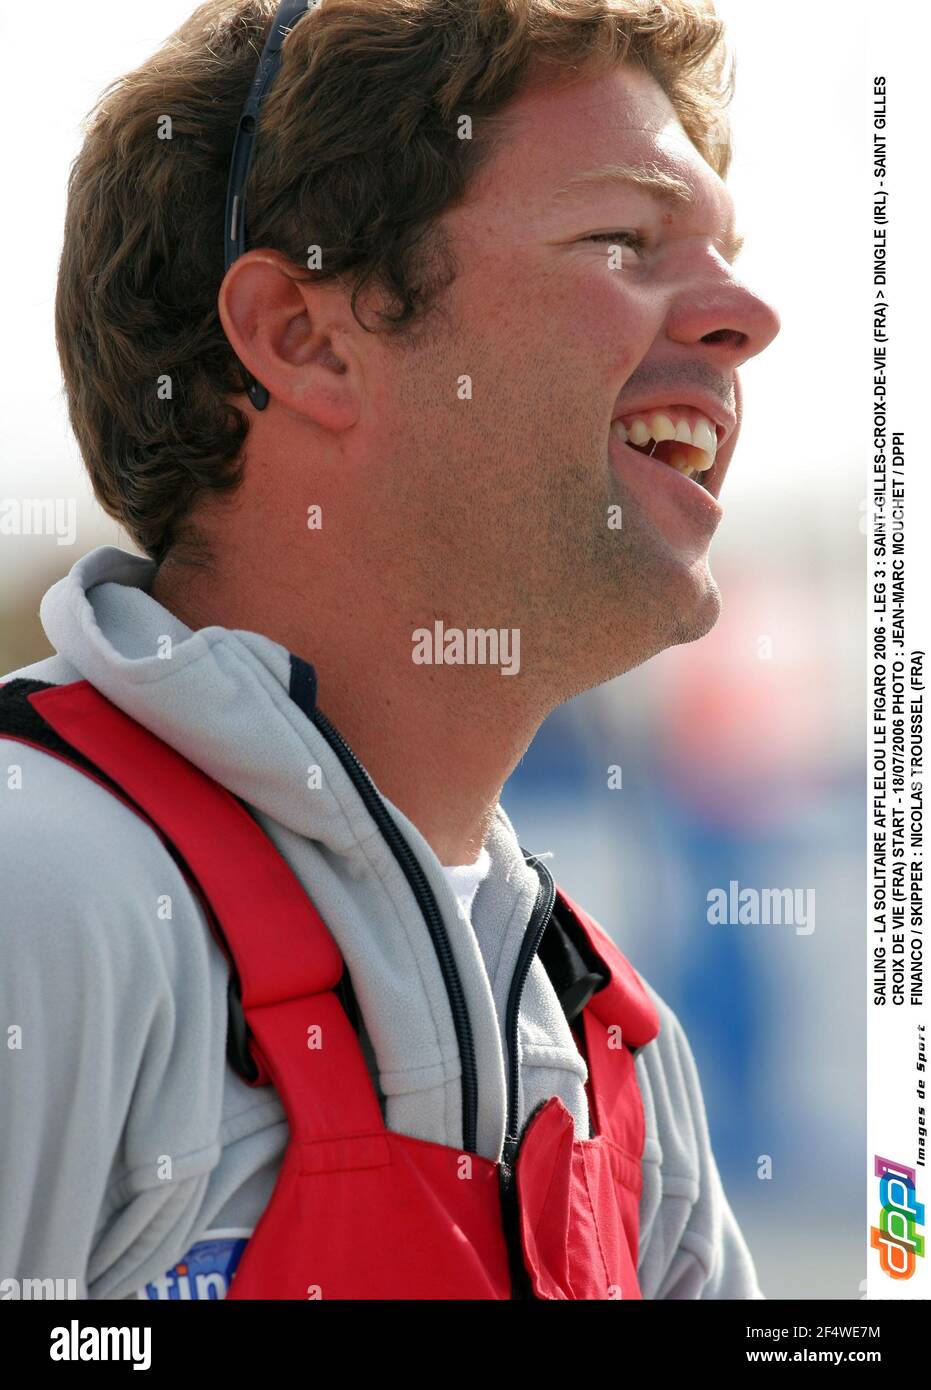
[54, 0, 734, 565]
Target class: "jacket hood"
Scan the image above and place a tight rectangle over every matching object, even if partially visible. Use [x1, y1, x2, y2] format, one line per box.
[30, 545, 591, 1160]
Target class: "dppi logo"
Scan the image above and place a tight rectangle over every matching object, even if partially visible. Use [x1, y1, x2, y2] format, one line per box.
[870, 1156, 925, 1279]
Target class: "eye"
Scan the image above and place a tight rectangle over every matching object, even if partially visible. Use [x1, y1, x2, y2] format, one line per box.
[586, 231, 651, 256]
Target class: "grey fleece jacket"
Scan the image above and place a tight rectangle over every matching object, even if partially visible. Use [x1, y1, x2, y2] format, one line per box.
[0, 546, 763, 1300]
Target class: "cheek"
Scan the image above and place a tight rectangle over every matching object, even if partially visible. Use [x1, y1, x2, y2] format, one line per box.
[552, 269, 658, 382]
[454, 247, 659, 422]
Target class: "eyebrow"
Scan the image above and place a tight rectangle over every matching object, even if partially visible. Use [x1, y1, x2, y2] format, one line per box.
[552, 161, 745, 262]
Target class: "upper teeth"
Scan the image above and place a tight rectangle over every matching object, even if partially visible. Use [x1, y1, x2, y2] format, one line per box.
[611, 409, 718, 472]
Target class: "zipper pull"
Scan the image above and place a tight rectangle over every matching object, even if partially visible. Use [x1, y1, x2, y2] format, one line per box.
[498, 1131, 536, 1299]
[499, 1134, 519, 1193]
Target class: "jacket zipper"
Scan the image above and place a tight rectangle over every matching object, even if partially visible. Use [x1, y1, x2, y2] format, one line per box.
[498, 851, 557, 1297]
[503, 851, 557, 1154]
[309, 706, 480, 1153]
[310, 705, 557, 1297]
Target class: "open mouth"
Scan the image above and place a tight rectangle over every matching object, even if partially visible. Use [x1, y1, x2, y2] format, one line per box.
[610, 407, 723, 494]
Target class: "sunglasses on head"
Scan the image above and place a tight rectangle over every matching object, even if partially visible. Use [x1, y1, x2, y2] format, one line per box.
[224, 1, 317, 411]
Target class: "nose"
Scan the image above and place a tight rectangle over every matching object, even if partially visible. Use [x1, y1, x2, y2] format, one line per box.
[665, 270, 781, 370]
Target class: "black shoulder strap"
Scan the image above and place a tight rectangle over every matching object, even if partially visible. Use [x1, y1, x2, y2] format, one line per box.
[0, 678, 126, 800]
[538, 900, 611, 1027]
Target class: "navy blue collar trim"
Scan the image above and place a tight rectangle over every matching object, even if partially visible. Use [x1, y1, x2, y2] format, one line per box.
[288, 653, 318, 717]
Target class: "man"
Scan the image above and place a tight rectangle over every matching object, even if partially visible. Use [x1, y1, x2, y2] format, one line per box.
[0, 0, 779, 1299]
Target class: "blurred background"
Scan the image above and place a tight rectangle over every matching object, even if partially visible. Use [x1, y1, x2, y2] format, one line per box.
[1, 1, 869, 1296]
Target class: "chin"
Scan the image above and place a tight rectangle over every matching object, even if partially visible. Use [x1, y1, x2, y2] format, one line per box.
[561, 538, 724, 693]
[676, 560, 721, 639]
[638, 555, 723, 659]
[581, 561, 721, 691]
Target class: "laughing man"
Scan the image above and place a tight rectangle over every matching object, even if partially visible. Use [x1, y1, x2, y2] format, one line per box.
[1, 0, 779, 1300]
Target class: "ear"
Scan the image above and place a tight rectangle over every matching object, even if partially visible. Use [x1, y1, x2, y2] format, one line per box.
[218, 249, 360, 430]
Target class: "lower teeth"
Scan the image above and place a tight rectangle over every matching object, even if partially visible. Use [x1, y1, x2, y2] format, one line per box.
[668, 450, 699, 478]
[641, 443, 699, 480]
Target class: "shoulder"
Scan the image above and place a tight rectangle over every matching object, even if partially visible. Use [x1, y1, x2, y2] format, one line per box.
[0, 728, 208, 985]
[634, 980, 708, 1178]
[1, 652, 81, 684]
[0, 718, 233, 1174]
[0, 708, 244, 1294]
[0, 664, 208, 967]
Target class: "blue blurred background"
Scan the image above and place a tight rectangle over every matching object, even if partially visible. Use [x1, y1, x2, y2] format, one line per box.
[503, 519, 866, 1299]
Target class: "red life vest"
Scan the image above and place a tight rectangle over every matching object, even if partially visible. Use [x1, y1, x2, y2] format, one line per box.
[5, 678, 660, 1299]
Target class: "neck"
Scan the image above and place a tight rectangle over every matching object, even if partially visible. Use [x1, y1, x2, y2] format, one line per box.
[151, 553, 548, 866]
